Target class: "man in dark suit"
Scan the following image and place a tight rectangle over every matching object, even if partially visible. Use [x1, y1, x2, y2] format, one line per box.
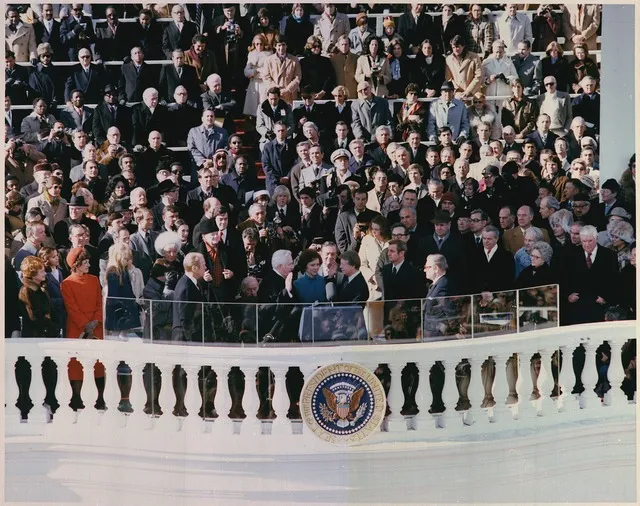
[172, 252, 207, 342]
[33, 4, 63, 60]
[365, 126, 393, 170]
[471, 225, 515, 293]
[162, 5, 199, 59]
[166, 86, 202, 147]
[405, 131, 428, 167]
[131, 88, 169, 147]
[418, 210, 467, 294]
[5, 52, 32, 105]
[526, 113, 558, 152]
[5, 97, 22, 137]
[59, 4, 95, 61]
[132, 9, 165, 60]
[59, 89, 92, 135]
[396, 3, 435, 54]
[423, 253, 456, 340]
[565, 225, 620, 325]
[334, 188, 380, 253]
[118, 47, 158, 104]
[347, 139, 374, 175]
[63, 49, 106, 105]
[129, 208, 159, 262]
[293, 89, 327, 138]
[335, 251, 369, 303]
[159, 49, 201, 105]
[91, 84, 132, 147]
[200, 73, 236, 133]
[94, 7, 134, 63]
[261, 122, 297, 196]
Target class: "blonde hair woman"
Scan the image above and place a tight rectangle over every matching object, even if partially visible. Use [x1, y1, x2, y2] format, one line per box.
[105, 243, 142, 336]
[243, 33, 274, 117]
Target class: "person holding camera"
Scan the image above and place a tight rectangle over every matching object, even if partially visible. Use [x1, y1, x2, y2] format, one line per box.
[482, 40, 518, 105]
[39, 122, 74, 170]
[59, 4, 95, 61]
[355, 36, 391, 98]
[20, 98, 57, 144]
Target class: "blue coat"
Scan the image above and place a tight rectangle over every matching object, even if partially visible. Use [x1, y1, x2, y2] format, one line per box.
[45, 268, 68, 336]
[105, 270, 141, 331]
[427, 98, 470, 142]
[293, 274, 327, 304]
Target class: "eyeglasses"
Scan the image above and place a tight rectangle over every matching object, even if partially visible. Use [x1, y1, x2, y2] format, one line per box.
[469, 218, 484, 223]
[171, 169, 183, 175]
[391, 233, 407, 238]
[473, 100, 482, 104]
[573, 203, 589, 209]
[544, 82, 556, 86]
[176, 92, 187, 95]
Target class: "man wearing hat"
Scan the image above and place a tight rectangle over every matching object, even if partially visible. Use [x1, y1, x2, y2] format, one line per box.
[28, 43, 61, 109]
[54, 195, 101, 248]
[572, 193, 604, 231]
[151, 179, 182, 230]
[420, 209, 468, 292]
[348, 13, 374, 55]
[351, 80, 393, 142]
[293, 86, 327, 137]
[91, 83, 132, 146]
[326, 148, 352, 187]
[597, 179, 626, 218]
[427, 80, 470, 144]
[19, 161, 51, 203]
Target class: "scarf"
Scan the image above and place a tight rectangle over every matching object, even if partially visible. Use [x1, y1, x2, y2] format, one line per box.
[43, 188, 61, 207]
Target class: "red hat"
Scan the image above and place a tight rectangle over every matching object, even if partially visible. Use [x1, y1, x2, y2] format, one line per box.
[66, 247, 85, 269]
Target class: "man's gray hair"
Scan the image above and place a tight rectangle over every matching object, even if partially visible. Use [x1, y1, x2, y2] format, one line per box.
[375, 125, 392, 136]
[524, 226, 544, 242]
[541, 196, 560, 211]
[427, 253, 448, 271]
[143, 87, 158, 101]
[271, 249, 292, 270]
[483, 225, 500, 237]
[549, 209, 574, 232]
[579, 225, 598, 240]
[249, 203, 265, 217]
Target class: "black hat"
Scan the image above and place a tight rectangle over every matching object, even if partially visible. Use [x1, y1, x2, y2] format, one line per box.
[601, 178, 620, 193]
[440, 81, 454, 91]
[158, 179, 178, 195]
[431, 210, 452, 224]
[501, 161, 519, 176]
[6, 174, 19, 182]
[200, 218, 219, 235]
[301, 85, 314, 98]
[103, 84, 118, 96]
[69, 195, 88, 207]
[457, 209, 470, 218]
[110, 197, 131, 213]
[156, 159, 172, 173]
[573, 193, 591, 203]
[482, 165, 500, 177]
[299, 187, 316, 199]
[345, 175, 363, 186]
[387, 173, 404, 185]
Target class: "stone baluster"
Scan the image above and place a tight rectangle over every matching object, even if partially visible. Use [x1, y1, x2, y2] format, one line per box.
[558, 344, 579, 413]
[241, 366, 262, 436]
[51, 355, 77, 427]
[580, 340, 601, 410]
[413, 360, 434, 432]
[515, 351, 536, 420]
[466, 357, 489, 427]
[127, 361, 146, 430]
[536, 349, 555, 416]
[491, 353, 513, 424]
[182, 365, 204, 433]
[604, 339, 627, 408]
[77, 358, 99, 427]
[102, 359, 125, 428]
[5, 353, 22, 427]
[385, 361, 406, 432]
[440, 358, 461, 429]
[156, 363, 176, 431]
[214, 366, 233, 434]
[270, 367, 291, 436]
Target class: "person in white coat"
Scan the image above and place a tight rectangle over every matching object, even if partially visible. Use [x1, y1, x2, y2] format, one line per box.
[495, 5, 533, 56]
[242, 34, 274, 117]
[482, 40, 518, 101]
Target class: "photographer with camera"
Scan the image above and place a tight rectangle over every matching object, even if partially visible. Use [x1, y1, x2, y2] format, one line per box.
[59, 4, 95, 61]
[212, 4, 249, 92]
[482, 40, 518, 102]
[20, 98, 57, 145]
[39, 122, 74, 170]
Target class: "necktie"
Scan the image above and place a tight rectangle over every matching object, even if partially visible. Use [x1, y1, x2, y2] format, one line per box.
[586, 253, 592, 269]
[111, 106, 117, 121]
[211, 246, 224, 286]
[392, 266, 398, 275]
[194, 4, 202, 31]
[279, 208, 286, 220]
[146, 233, 154, 254]
[177, 67, 183, 78]
[307, 106, 310, 113]
[475, 236, 481, 245]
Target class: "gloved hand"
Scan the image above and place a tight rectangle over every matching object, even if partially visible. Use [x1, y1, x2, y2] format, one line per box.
[73, 24, 83, 34]
[119, 98, 126, 106]
[30, 58, 39, 67]
[455, 135, 467, 146]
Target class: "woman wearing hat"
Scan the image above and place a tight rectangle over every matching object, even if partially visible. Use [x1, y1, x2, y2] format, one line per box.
[381, 17, 403, 54]
[348, 13, 374, 56]
[300, 35, 336, 99]
[153, 231, 184, 296]
[604, 221, 635, 271]
[355, 36, 392, 98]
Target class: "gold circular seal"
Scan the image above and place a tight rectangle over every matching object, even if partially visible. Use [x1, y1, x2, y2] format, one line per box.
[300, 362, 386, 446]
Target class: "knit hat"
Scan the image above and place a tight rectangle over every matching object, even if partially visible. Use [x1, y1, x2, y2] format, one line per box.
[383, 17, 395, 28]
[441, 191, 457, 204]
[356, 12, 368, 26]
[66, 247, 85, 269]
[37, 43, 53, 56]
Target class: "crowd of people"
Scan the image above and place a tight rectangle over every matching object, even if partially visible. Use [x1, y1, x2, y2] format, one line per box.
[5, 1, 636, 419]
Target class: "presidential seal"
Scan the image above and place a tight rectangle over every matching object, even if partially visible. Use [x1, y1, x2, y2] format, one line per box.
[300, 362, 386, 446]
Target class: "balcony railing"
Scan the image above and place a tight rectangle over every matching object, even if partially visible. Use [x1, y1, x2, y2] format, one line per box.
[6, 282, 635, 451]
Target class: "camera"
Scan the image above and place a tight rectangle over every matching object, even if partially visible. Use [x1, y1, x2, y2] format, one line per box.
[54, 130, 65, 139]
[357, 221, 369, 234]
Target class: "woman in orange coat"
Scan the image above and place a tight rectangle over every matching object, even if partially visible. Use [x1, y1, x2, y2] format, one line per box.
[61, 247, 106, 410]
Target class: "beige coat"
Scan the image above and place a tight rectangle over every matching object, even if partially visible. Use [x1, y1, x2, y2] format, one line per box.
[355, 56, 392, 98]
[358, 234, 388, 301]
[365, 188, 390, 213]
[313, 12, 351, 55]
[27, 195, 68, 228]
[562, 4, 601, 50]
[445, 51, 483, 98]
[330, 52, 359, 99]
[263, 54, 302, 105]
[5, 21, 37, 62]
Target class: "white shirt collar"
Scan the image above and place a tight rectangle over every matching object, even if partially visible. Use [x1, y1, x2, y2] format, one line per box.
[348, 271, 360, 283]
[485, 244, 498, 260]
[186, 272, 199, 287]
[585, 245, 598, 263]
[392, 259, 404, 271]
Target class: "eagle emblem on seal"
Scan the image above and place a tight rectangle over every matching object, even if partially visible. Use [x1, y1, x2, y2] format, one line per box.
[320, 387, 367, 428]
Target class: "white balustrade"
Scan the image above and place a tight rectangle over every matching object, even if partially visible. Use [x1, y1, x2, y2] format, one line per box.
[386, 362, 406, 432]
[604, 339, 627, 408]
[270, 367, 291, 436]
[467, 357, 489, 427]
[580, 341, 602, 410]
[537, 349, 555, 416]
[4, 322, 635, 449]
[414, 360, 434, 432]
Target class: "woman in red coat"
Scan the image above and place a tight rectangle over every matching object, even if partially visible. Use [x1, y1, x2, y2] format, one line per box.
[61, 247, 106, 410]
